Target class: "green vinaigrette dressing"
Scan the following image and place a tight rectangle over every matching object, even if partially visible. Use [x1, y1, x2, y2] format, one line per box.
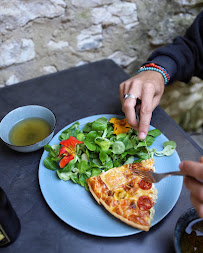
[9, 118, 51, 146]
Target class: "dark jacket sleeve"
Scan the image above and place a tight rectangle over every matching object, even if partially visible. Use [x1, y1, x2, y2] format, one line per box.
[145, 11, 203, 84]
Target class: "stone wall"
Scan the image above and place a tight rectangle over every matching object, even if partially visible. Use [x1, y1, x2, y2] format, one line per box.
[160, 77, 203, 133]
[0, 0, 202, 133]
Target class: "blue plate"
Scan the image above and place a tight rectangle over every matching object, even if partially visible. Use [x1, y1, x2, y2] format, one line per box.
[38, 114, 183, 237]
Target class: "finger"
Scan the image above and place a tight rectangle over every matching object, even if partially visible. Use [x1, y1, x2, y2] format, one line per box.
[200, 156, 203, 163]
[138, 86, 154, 139]
[179, 160, 203, 180]
[119, 82, 126, 105]
[122, 86, 138, 129]
[190, 194, 203, 218]
[152, 95, 162, 111]
[119, 81, 131, 109]
[184, 176, 203, 202]
[122, 97, 138, 129]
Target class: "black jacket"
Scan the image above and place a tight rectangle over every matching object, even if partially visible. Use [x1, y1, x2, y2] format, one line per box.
[146, 11, 203, 84]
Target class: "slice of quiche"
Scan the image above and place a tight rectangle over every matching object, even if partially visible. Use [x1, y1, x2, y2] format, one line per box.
[86, 158, 158, 231]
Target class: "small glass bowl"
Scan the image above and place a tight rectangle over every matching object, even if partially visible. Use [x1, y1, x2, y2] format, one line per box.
[0, 105, 56, 152]
[174, 207, 202, 253]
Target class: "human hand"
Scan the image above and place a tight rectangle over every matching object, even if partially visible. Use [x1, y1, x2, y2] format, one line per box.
[119, 71, 165, 139]
[179, 157, 203, 218]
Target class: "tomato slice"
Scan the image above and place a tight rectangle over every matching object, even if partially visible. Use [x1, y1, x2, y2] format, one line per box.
[137, 195, 154, 211]
[138, 179, 152, 190]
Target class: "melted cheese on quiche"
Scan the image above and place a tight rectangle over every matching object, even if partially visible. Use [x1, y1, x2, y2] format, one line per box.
[140, 158, 155, 170]
[100, 166, 127, 190]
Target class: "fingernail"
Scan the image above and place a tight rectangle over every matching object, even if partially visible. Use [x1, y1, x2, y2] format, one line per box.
[179, 162, 183, 169]
[139, 132, 146, 140]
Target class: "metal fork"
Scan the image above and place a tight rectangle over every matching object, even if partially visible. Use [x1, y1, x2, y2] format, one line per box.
[134, 170, 186, 183]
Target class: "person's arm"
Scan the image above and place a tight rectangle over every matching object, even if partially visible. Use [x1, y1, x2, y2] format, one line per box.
[120, 11, 203, 139]
[146, 10, 203, 84]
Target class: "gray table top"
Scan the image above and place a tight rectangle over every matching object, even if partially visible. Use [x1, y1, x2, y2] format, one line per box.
[0, 60, 202, 253]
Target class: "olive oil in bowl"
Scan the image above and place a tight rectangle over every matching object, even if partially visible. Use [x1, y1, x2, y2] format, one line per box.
[9, 117, 51, 146]
[180, 218, 203, 252]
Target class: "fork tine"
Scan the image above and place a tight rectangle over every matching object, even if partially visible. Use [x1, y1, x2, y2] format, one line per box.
[139, 175, 152, 182]
[133, 169, 185, 184]
[141, 175, 154, 183]
[134, 170, 154, 183]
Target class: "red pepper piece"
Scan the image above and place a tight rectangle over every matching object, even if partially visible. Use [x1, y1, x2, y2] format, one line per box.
[59, 154, 74, 168]
[60, 136, 83, 148]
[58, 146, 69, 158]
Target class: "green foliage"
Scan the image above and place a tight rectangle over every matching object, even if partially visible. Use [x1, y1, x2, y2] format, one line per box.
[152, 141, 177, 157]
[43, 117, 176, 190]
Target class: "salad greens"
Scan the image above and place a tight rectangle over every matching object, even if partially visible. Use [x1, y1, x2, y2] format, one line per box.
[43, 116, 176, 190]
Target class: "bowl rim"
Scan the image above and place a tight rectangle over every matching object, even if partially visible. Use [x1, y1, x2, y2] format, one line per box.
[173, 207, 199, 253]
[0, 105, 56, 148]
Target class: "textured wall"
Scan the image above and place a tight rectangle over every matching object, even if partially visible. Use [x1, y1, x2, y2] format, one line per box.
[0, 0, 202, 132]
[0, 0, 202, 86]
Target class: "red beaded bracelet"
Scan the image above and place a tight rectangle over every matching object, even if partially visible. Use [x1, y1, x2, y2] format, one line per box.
[141, 63, 170, 82]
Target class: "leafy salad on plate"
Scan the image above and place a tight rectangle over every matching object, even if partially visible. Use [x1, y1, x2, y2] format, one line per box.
[43, 116, 176, 190]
